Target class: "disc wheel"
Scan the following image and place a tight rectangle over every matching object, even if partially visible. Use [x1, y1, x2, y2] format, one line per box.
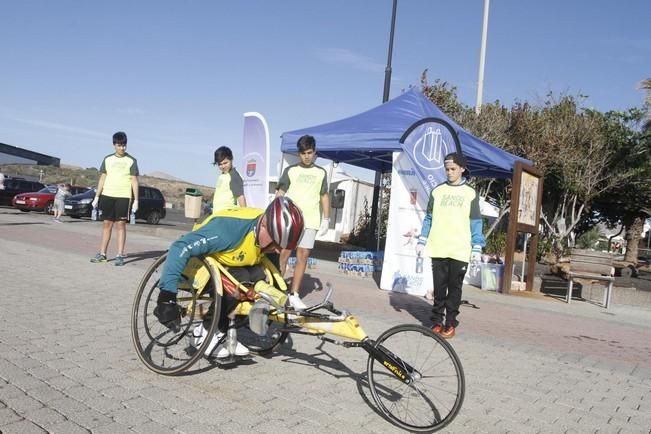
[131, 253, 222, 375]
[367, 324, 465, 432]
[234, 306, 288, 355]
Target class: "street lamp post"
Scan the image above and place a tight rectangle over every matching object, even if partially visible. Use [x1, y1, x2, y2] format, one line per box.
[369, 0, 398, 251]
[475, 0, 490, 114]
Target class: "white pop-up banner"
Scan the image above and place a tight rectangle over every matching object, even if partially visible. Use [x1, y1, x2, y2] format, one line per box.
[241, 112, 270, 208]
[380, 118, 463, 295]
[379, 152, 432, 296]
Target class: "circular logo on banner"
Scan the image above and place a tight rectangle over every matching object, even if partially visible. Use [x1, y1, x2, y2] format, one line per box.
[411, 125, 453, 171]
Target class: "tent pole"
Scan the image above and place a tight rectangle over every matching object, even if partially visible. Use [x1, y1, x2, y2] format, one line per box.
[369, 0, 397, 251]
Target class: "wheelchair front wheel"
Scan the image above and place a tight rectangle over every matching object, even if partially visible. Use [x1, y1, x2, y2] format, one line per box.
[367, 324, 465, 432]
[131, 254, 222, 375]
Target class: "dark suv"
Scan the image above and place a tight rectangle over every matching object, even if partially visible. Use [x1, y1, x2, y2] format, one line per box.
[137, 186, 166, 224]
[64, 185, 166, 224]
[0, 178, 46, 206]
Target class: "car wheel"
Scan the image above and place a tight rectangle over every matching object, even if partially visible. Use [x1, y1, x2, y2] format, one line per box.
[146, 210, 161, 225]
[45, 202, 54, 214]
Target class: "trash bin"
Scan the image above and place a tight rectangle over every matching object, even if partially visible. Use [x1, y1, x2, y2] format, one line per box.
[184, 188, 203, 219]
[480, 263, 504, 292]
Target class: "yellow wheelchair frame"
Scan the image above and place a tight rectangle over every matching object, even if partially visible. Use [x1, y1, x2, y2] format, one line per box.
[131, 252, 465, 432]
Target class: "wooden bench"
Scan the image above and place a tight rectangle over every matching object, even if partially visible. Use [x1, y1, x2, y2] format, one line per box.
[567, 249, 615, 308]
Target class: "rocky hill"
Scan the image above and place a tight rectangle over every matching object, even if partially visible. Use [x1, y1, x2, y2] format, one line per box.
[0, 164, 214, 209]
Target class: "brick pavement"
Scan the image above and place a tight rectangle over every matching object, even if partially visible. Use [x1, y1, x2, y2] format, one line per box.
[1, 208, 650, 433]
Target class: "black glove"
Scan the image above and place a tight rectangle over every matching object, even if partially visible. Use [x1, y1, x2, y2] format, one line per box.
[154, 290, 182, 330]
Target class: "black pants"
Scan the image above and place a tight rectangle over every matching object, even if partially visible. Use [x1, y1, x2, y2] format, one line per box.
[431, 258, 468, 328]
[205, 265, 267, 333]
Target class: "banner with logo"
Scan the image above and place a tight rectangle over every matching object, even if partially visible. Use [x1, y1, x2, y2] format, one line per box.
[379, 119, 463, 295]
[241, 112, 270, 208]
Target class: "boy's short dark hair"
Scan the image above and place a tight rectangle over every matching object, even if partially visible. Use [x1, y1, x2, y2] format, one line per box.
[113, 131, 127, 145]
[296, 135, 316, 152]
[213, 146, 233, 164]
[443, 152, 467, 168]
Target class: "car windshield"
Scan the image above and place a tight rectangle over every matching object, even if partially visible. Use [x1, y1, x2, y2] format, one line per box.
[38, 187, 54, 193]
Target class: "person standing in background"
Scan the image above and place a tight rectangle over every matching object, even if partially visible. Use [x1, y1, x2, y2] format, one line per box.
[211, 146, 246, 213]
[416, 153, 485, 339]
[90, 131, 139, 266]
[276, 135, 330, 309]
[52, 183, 70, 222]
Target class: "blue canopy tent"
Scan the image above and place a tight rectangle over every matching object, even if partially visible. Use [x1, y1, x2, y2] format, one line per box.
[281, 88, 531, 177]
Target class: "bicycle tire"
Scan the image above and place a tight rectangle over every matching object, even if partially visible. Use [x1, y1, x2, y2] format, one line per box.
[131, 254, 222, 375]
[367, 324, 465, 432]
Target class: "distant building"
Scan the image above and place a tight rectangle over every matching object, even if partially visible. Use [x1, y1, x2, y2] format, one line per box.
[0, 143, 60, 167]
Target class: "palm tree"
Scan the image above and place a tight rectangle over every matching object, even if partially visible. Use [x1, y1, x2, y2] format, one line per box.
[641, 78, 651, 132]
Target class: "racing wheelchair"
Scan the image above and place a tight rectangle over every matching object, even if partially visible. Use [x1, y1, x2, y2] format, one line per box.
[131, 252, 465, 432]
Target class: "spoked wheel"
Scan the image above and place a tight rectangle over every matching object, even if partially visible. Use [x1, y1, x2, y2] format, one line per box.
[367, 324, 465, 432]
[131, 253, 222, 375]
[234, 306, 288, 355]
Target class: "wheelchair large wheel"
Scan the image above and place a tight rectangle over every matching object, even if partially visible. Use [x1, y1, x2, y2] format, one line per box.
[367, 324, 465, 432]
[131, 254, 222, 375]
[235, 308, 288, 355]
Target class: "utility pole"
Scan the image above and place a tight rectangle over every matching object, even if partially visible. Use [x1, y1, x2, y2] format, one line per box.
[369, 0, 398, 251]
[475, 0, 490, 114]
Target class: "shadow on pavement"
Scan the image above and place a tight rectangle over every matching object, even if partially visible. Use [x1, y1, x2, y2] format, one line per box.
[284, 273, 325, 299]
[276, 339, 386, 423]
[388, 291, 433, 325]
[124, 250, 167, 265]
[0, 221, 47, 226]
[388, 291, 481, 326]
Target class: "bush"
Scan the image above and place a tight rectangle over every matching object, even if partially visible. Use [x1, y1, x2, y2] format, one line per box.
[485, 231, 507, 256]
[576, 226, 601, 249]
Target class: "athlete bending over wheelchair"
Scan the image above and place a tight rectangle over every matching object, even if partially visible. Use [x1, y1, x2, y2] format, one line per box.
[154, 197, 304, 358]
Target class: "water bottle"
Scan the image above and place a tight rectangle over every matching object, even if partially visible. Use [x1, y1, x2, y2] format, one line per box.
[91, 206, 97, 221]
[129, 210, 136, 225]
[415, 252, 424, 274]
[226, 325, 237, 357]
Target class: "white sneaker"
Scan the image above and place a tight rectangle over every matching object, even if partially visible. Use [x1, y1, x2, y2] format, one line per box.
[197, 327, 250, 358]
[211, 336, 250, 359]
[191, 324, 208, 348]
[211, 340, 230, 359]
[204, 331, 225, 356]
[288, 294, 307, 310]
[192, 326, 226, 356]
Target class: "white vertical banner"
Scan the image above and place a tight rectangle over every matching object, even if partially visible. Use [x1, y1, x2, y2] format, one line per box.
[379, 152, 433, 296]
[242, 112, 270, 208]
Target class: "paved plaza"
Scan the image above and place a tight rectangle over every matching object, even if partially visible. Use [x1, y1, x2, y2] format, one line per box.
[1, 208, 650, 433]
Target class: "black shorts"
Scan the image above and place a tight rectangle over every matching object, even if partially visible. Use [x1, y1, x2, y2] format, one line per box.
[99, 195, 130, 221]
[226, 265, 266, 284]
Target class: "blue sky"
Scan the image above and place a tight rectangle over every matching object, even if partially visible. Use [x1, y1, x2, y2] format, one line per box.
[1, 0, 649, 187]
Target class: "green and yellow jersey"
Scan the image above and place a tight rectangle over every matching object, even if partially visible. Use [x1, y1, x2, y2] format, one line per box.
[159, 207, 265, 292]
[277, 163, 327, 229]
[99, 153, 139, 198]
[212, 168, 244, 212]
[420, 180, 485, 263]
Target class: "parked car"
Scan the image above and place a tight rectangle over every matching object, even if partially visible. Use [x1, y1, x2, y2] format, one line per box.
[0, 178, 46, 206]
[64, 185, 166, 224]
[137, 186, 167, 224]
[12, 185, 89, 214]
[63, 188, 96, 218]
